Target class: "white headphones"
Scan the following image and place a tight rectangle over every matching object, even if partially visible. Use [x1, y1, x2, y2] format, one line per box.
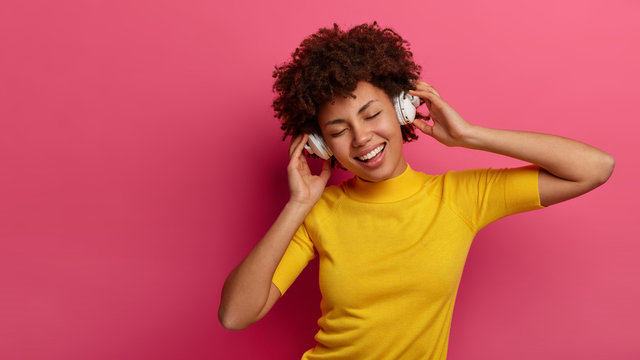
[304, 91, 420, 160]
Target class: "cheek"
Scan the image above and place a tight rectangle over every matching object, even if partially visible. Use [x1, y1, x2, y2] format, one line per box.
[379, 117, 403, 139]
[327, 137, 352, 159]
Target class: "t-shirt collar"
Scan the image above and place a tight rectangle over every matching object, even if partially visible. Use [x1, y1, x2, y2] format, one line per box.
[345, 164, 425, 203]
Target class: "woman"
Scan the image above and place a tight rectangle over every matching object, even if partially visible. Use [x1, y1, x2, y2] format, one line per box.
[218, 22, 614, 359]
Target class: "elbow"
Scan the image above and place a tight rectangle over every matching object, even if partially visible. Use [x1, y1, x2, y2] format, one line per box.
[219, 309, 247, 331]
[220, 319, 247, 332]
[585, 153, 615, 189]
[218, 305, 253, 331]
[595, 153, 615, 186]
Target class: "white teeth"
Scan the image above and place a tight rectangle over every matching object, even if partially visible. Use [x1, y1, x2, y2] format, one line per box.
[357, 144, 385, 161]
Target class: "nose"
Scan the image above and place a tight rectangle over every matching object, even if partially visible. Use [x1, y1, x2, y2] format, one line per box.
[351, 120, 372, 148]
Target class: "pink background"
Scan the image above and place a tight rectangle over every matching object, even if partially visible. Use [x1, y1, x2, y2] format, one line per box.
[1, 0, 638, 359]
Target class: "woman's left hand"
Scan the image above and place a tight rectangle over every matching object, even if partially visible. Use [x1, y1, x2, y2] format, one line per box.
[409, 80, 475, 147]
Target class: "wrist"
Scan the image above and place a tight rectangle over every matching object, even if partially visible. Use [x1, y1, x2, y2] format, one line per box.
[285, 198, 315, 215]
[457, 124, 486, 149]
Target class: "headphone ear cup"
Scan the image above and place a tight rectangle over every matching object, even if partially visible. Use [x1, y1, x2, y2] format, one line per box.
[394, 91, 419, 125]
[304, 133, 332, 160]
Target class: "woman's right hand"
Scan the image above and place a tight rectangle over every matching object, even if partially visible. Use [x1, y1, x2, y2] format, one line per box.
[287, 134, 332, 207]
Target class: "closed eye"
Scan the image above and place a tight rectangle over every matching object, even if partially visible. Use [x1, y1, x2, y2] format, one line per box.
[330, 129, 346, 137]
[366, 111, 382, 119]
[329, 111, 380, 137]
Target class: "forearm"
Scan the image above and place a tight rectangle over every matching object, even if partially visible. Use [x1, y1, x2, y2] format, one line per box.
[461, 125, 614, 184]
[219, 201, 312, 329]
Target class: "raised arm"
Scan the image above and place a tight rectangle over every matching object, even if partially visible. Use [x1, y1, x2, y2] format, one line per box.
[409, 80, 615, 207]
[218, 134, 331, 330]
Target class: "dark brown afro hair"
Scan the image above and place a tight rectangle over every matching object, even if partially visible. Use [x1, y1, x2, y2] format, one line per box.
[272, 21, 426, 144]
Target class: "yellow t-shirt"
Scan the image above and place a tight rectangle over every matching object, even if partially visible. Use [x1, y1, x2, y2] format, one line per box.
[272, 164, 545, 359]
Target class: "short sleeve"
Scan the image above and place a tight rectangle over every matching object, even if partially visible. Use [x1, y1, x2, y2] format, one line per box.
[444, 165, 546, 232]
[271, 222, 316, 296]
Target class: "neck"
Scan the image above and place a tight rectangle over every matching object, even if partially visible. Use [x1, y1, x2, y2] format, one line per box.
[358, 158, 408, 183]
[346, 163, 426, 203]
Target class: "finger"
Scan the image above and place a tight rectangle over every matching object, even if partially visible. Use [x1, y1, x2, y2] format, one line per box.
[415, 78, 433, 88]
[295, 134, 309, 158]
[288, 134, 304, 157]
[409, 90, 433, 112]
[289, 134, 308, 158]
[409, 89, 440, 104]
[413, 118, 433, 136]
[288, 146, 311, 177]
[414, 80, 440, 97]
[296, 152, 312, 176]
[293, 135, 312, 173]
[288, 135, 301, 157]
[319, 159, 332, 183]
[416, 85, 440, 98]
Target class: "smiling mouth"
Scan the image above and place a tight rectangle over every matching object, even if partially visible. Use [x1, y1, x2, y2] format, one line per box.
[355, 144, 386, 162]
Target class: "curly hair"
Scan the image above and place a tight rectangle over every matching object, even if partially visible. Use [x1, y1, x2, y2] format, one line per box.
[272, 21, 426, 145]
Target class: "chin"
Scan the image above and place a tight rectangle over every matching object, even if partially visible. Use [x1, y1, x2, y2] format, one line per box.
[347, 157, 403, 182]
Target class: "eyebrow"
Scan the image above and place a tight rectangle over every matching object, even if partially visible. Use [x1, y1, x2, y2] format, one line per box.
[323, 99, 379, 128]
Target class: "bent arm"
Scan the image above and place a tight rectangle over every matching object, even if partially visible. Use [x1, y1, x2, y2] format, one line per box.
[409, 79, 614, 207]
[461, 126, 615, 206]
[219, 134, 330, 331]
[218, 201, 311, 330]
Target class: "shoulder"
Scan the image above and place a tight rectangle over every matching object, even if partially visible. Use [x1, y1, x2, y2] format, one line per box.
[408, 167, 478, 190]
[320, 183, 347, 204]
[440, 167, 527, 186]
[417, 167, 514, 201]
[436, 166, 542, 208]
[305, 183, 348, 222]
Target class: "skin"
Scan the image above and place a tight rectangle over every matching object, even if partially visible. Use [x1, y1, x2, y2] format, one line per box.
[408, 79, 615, 207]
[317, 81, 408, 182]
[219, 79, 615, 331]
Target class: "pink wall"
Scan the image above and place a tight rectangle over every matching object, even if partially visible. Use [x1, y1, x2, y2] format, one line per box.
[1, 0, 638, 359]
